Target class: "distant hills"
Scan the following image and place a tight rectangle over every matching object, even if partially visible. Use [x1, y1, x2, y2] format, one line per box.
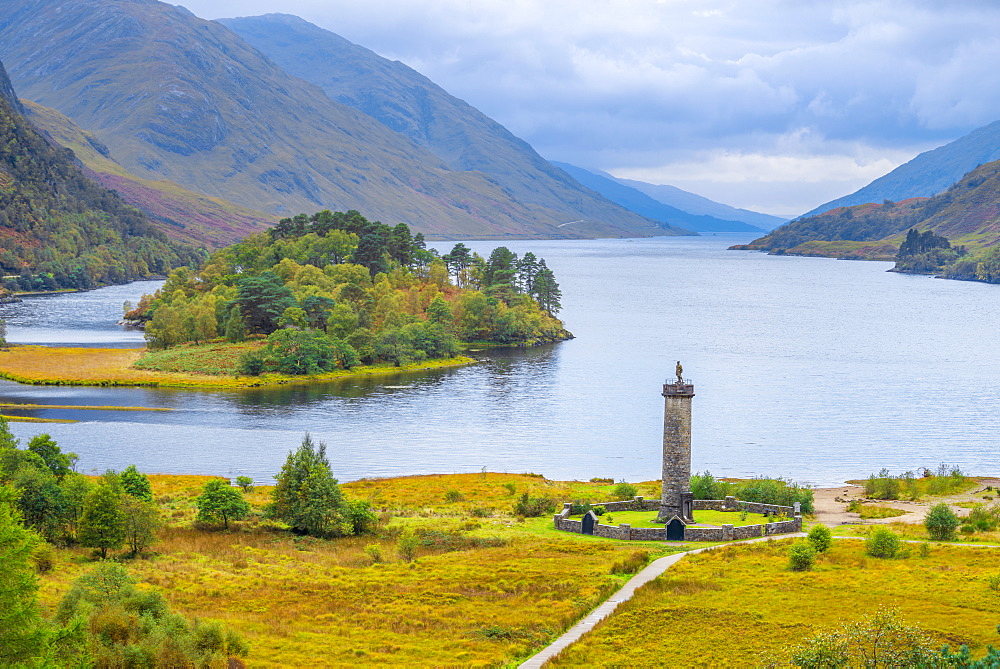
[0, 1, 680, 241]
[551, 162, 768, 233]
[0, 58, 199, 289]
[803, 120, 1000, 218]
[736, 160, 1000, 261]
[610, 176, 786, 231]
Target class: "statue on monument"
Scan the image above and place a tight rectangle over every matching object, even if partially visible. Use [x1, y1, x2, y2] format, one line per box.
[675, 360, 683, 384]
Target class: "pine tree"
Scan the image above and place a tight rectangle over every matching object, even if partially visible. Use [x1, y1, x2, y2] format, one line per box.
[0, 484, 49, 664]
[269, 434, 347, 537]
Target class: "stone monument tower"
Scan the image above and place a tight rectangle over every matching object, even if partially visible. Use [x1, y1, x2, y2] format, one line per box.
[657, 362, 695, 523]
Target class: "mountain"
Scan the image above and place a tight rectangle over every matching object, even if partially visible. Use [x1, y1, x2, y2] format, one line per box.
[22, 100, 276, 249]
[803, 120, 1000, 217]
[551, 162, 762, 233]
[735, 160, 1000, 260]
[0, 1, 675, 241]
[0, 57, 199, 290]
[610, 176, 787, 230]
[216, 13, 689, 239]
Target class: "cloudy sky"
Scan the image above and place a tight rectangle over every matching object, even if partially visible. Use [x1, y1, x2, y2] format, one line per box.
[179, 0, 1000, 217]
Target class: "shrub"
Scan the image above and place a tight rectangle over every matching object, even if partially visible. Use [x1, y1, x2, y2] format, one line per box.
[589, 477, 613, 484]
[986, 573, 1000, 592]
[235, 476, 254, 492]
[501, 482, 517, 495]
[788, 540, 817, 571]
[960, 523, 976, 535]
[690, 471, 732, 500]
[613, 480, 638, 501]
[364, 543, 384, 564]
[31, 542, 54, 574]
[925, 503, 960, 541]
[444, 489, 464, 503]
[398, 532, 419, 562]
[470, 506, 493, 518]
[790, 608, 938, 668]
[865, 468, 900, 500]
[969, 504, 998, 532]
[732, 477, 814, 513]
[513, 492, 555, 517]
[807, 524, 832, 553]
[865, 527, 901, 558]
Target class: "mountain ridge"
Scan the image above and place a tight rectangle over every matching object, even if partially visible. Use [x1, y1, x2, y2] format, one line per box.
[217, 13, 689, 237]
[0, 0, 677, 241]
[803, 120, 1000, 218]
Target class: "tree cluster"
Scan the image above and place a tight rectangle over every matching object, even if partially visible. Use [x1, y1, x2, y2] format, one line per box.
[0, 91, 204, 291]
[137, 210, 569, 373]
[0, 416, 160, 557]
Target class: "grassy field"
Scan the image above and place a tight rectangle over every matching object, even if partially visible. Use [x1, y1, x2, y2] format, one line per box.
[547, 538, 1000, 666]
[0, 344, 476, 389]
[35, 473, 682, 667]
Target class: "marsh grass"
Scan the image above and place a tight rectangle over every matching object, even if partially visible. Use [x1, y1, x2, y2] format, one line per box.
[0, 344, 476, 388]
[548, 540, 1000, 666]
[35, 472, 680, 666]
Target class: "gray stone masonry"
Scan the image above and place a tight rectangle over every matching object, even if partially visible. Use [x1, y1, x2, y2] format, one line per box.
[553, 497, 803, 541]
[658, 380, 695, 522]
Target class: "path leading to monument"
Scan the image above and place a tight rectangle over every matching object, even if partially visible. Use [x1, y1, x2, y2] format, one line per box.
[517, 533, 805, 669]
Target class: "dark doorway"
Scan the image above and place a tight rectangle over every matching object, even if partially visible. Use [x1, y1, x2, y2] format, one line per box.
[666, 518, 685, 541]
[582, 512, 595, 535]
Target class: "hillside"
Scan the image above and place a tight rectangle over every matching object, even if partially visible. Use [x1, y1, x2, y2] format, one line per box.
[610, 176, 786, 230]
[803, 120, 1000, 218]
[22, 100, 277, 249]
[551, 162, 761, 233]
[0, 57, 199, 290]
[735, 160, 1000, 264]
[217, 14, 688, 238]
[0, 0, 674, 241]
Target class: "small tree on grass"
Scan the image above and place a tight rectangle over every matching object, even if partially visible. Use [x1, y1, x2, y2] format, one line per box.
[235, 476, 254, 492]
[121, 494, 160, 556]
[788, 539, 816, 571]
[120, 464, 153, 502]
[865, 526, 900, 559]
[270, 434, 349, 537]
[196, 479, 251, 530]
[613, 480, 638, 501]
[79, 475, 126, 559]
[807, 524, 832, 553]
[925, 502, 960, 541]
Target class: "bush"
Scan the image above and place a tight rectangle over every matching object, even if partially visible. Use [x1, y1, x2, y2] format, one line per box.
[865, 527, 901, 558]
[235, 476, 254, 492]
[788, 540, 817, 571]
[513, 492, 555, 517]
[364, 543, 384, 564]
[961, 523, 976, 535]
[807, 524, 832, 553]
[444, 489, 464, 503]
[925, 503, 960, 541]
[398, 532, 419, 562]
[790, 608, 938, 668]
[732, 477, 814, 513]
[612, 480, 637, 501]
[865, 468, 900, 500]
[690, 471, 732, 500]
[969, 504, 998, 532]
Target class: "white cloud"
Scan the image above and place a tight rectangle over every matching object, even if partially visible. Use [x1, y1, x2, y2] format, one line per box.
[179, 0, 1000, 215]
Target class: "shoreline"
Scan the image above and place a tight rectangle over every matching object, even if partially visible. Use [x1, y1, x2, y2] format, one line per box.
[0, 344, 477, 389]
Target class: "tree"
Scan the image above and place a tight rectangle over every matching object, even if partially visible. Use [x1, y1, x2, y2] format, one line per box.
[121, 494, 160, 555]
[0, 317, 6, 347]
[0, 413, 19, 450]
[865, 526, 900, 558]
[119, 464, 152, 502]
[79, 475, 126, 559]
[12, 465, 68, 542]
[807, 524, 832, 553]
[790, 608, 938, 668]
[925, 502, 960, 541]
[263, 328, 339, 375]
[270, 434, 349, 537]
[426, 294, 453, 326]
[0, 484, 50, 665]
[236, 271, 297, 333]
[531, 264, 562, 315]
[196, 479, 250, 530]
[27, 433, 75, 481]
[787, 539, 816, 571]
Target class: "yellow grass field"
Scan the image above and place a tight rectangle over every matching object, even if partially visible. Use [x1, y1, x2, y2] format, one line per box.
[35, 473, 681, 667]
[0, 344, 475, 389]
[547, 538, 1000, 666]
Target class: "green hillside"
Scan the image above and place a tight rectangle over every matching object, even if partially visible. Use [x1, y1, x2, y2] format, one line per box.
[0, 58, 200, 291]
[735, 160, 1000, 282]
[0, 0, 672, 241]
[22, 100, 276, 249]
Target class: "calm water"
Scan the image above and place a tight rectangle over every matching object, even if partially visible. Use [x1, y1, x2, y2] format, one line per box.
[0, 236, 997, 487]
